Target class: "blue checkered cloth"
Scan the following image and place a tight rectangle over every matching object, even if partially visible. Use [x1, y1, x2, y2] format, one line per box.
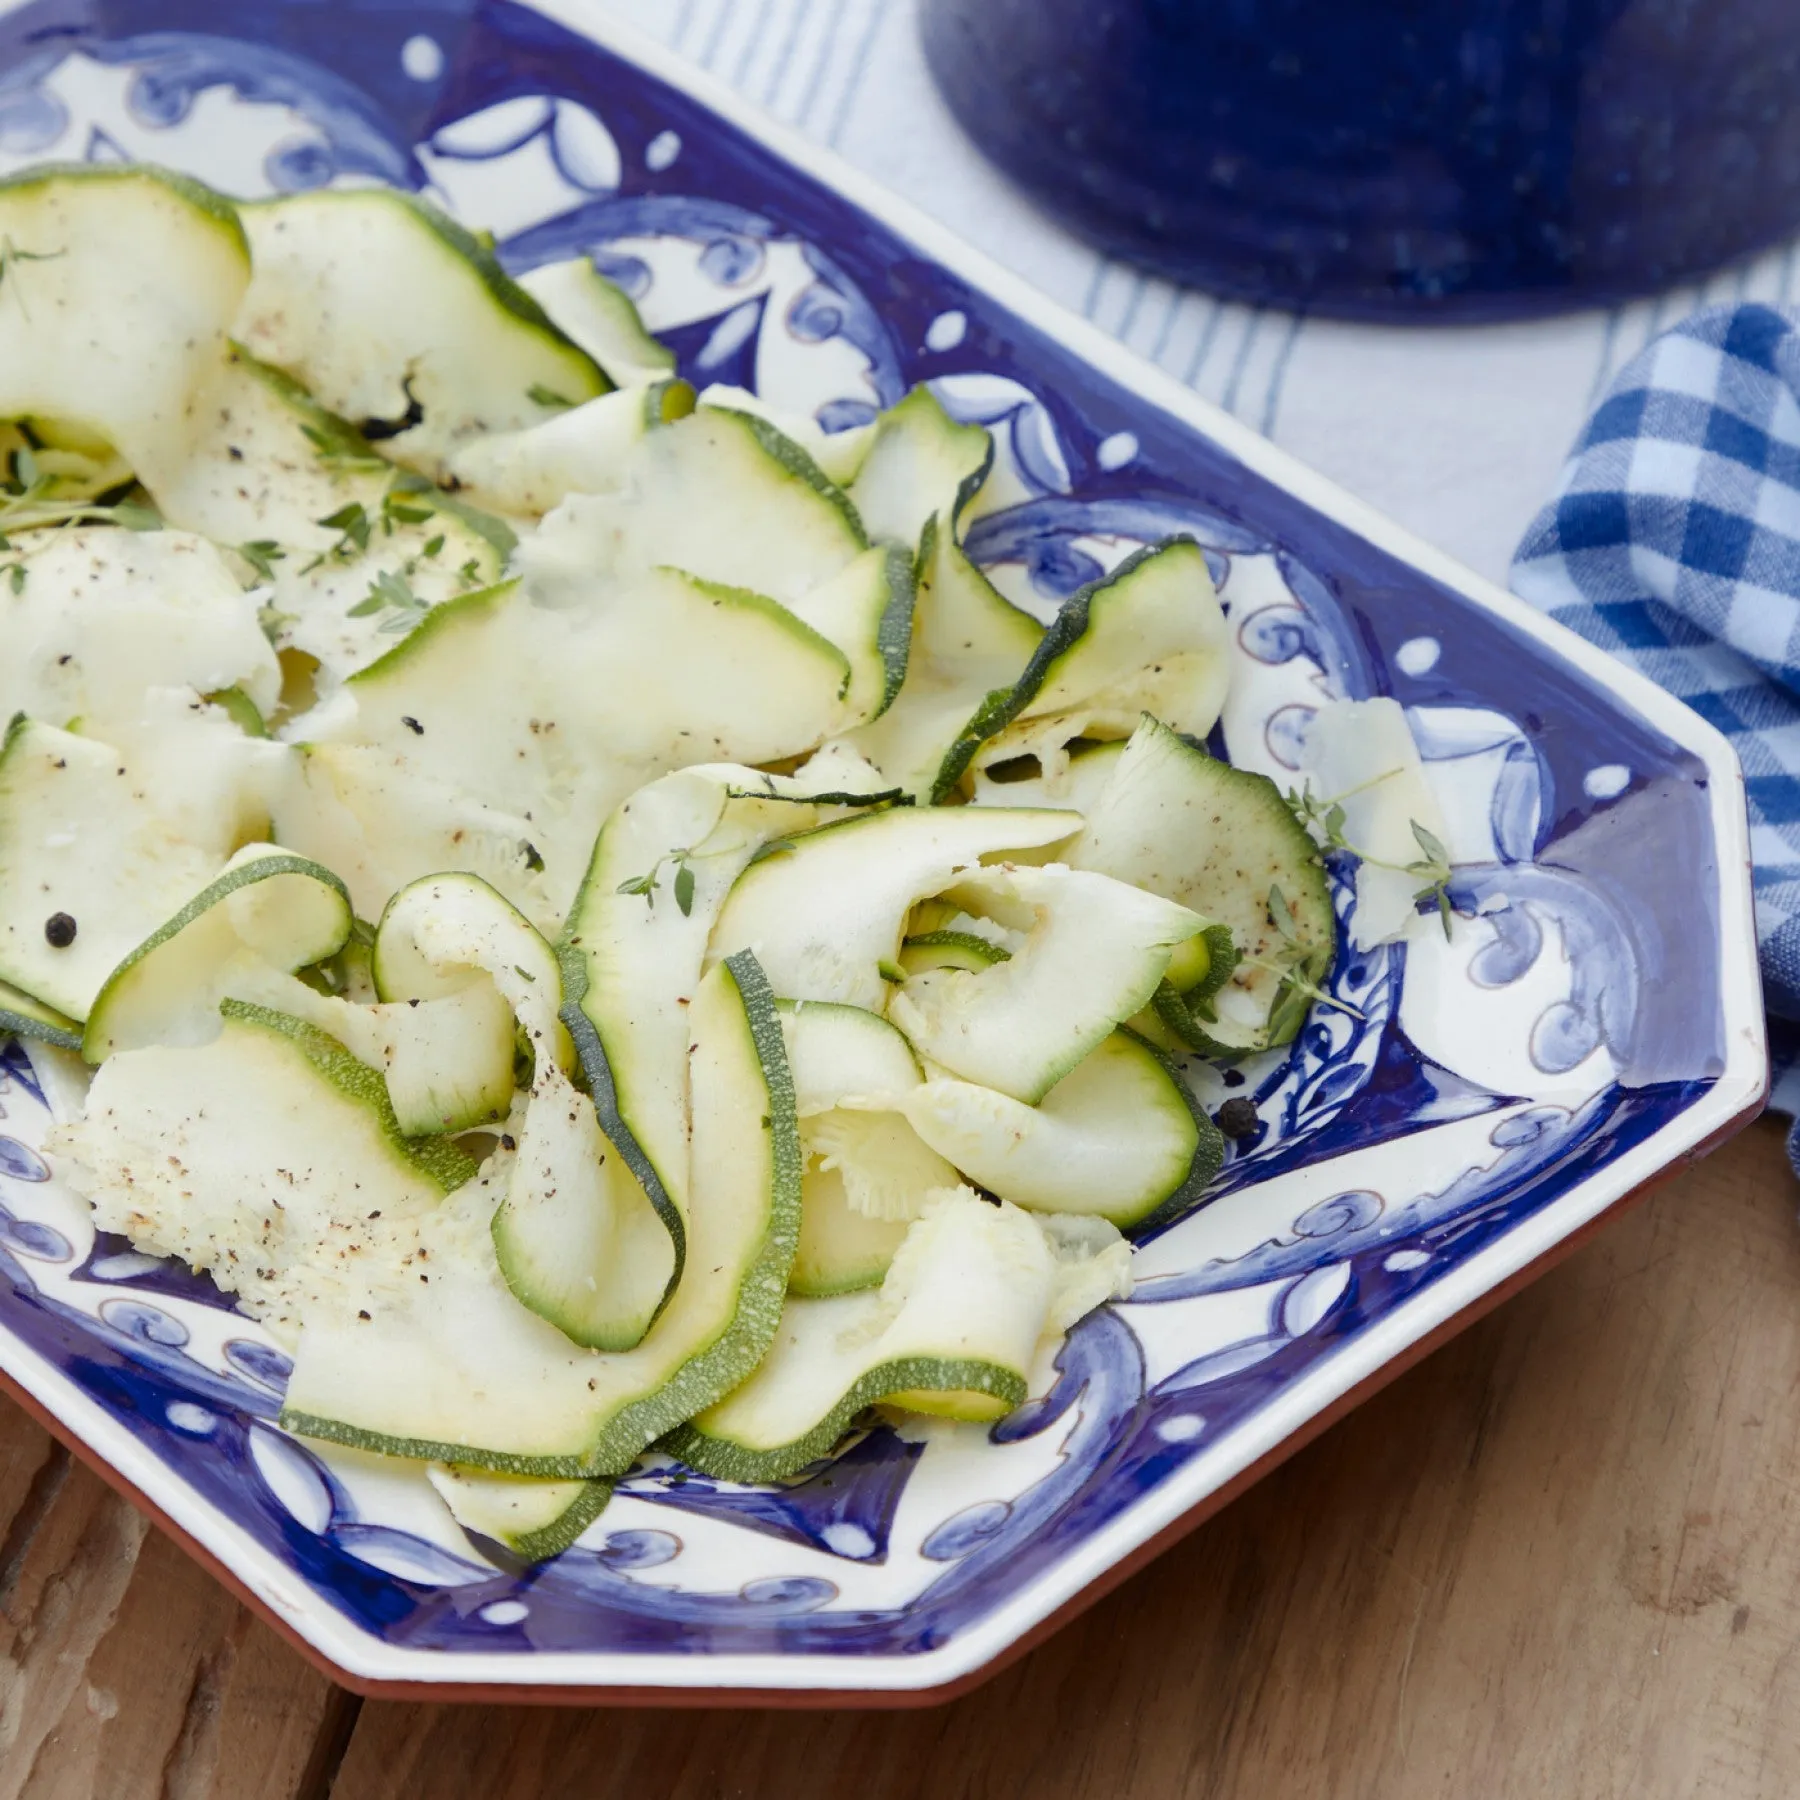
[1511, 302, 1800, 1130]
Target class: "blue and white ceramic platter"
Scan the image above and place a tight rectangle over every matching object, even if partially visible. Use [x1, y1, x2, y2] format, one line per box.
[0, 0, 1766, 1699]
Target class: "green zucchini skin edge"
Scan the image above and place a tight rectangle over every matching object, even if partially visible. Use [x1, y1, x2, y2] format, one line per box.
[1148, 918, 1243, 1056]
[278, 1410, 601, 1481]
[658, 1355, 1028, 1485]
[930, 535, 1194, 804]
[1120, 1024, 1228, 1239]
[201, 687, 269, 738]
[343, 579, 517, 688]
[554, 941, 687, 1327]
[238, 346, 500, 575]
[0, 159, 250, 258]
[283, 949, 803, 1479]
[720, 785, 910, 810]
[579, 946, 803, 1476]
[950, 433, 998, 531]
[240, 185, 609, 397]
[903, 929, 1011, 966]
[672, 570, 852, 698]
[1150, 930, 1331, 1063]
[873, 539, 917, 716]
[217, 996, 476, 1194]
[728, 409, 868, 546]
[0, 1001, 81, 1052]
[82, 853, 352, 1063]
[458, 1476, 616, 1567]
[228, 342, 382, 467]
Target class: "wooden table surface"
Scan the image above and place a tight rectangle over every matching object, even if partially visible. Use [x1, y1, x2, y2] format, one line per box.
[3, 1112, 1797, 1799]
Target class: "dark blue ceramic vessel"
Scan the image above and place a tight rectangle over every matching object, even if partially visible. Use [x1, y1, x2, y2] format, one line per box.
[920, 0, 1800, 321]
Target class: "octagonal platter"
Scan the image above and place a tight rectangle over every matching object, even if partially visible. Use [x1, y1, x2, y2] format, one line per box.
[0, 0, 1765, 1703]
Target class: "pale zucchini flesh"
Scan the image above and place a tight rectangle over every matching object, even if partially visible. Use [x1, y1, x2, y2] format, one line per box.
[427, 1463, 613, 1563]
[781, 542, 914, 726]
[846, 384, 992, 551]
[1300, 696, 1447, 950]
[0, 717, 235, 1022]
[802, 1107, 958, 1224]
[696, 384, 872, 488]
[708, 804, 1080, 1014]
[662, 1191, 1055, 1482]
[518, 405, 865, 610]
[790, 1163, 911, 1297]
[272, 738, 565, 942]
[48, 999, 473, 1332]
[0, 525, 280, 732]
[81, 845, 352, 1062]
[285, 977, 516, 1138]
[898, 1029, 1222, 1226]
[1072, 714, 1334, 1055]
[0, 164, 250, 475]
[235, 188, 607, 476]
[939, 538, 1229, 801]
[293, 572, 856, 928]
[442, 378, 694, 518]
[146, 349, 508, 687]
[781, 1000, 951, 1293]
[370, 872, 672, 1351]
[517, 258, 675, 386]
[559, 765, 901, 1223]
[280, 951, 802, 1476]
[851, 514, 1042, 800]
[887, 863, 1203, 1103]
[779, 998, 927, 1116]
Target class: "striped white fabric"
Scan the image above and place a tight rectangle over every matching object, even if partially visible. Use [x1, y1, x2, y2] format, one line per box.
[599, 0, 1800, 591]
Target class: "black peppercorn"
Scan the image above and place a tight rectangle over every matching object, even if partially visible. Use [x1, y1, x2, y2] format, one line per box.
[43, 912, 76, 948]
[1215, 1096, 1259, 1141]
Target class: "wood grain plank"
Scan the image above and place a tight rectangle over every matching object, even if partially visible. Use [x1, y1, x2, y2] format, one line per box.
[327, 1119, 1800, 1800]
[0, 1402, 345, 1799]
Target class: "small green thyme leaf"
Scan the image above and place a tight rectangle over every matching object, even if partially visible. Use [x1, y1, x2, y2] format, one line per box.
[348, 567, 427, 631]
[237, 539, 287, 582]
[1410, 819, 1449, 867]
[109, 498, 162, 532]
[299, 420, 385, 473]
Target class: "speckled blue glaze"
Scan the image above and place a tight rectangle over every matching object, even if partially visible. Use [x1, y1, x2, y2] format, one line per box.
[0, 0, 1756, 1687]
[920, 0, 1800, 320]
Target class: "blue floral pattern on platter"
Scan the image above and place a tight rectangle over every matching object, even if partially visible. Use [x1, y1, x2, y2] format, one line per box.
[0, 0, 1759, 1690]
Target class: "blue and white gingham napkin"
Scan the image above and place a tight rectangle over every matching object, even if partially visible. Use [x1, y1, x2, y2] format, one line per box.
[1511, 302, 1800, 1129]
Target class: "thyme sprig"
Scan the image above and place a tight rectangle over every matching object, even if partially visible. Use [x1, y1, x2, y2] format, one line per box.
[1248, 884, 1364, 1020]
[347, 567, 430, 633]
[1286, 774, 1455, 940]
[617, 848, 698, 916]
[0, 446, 160, 539]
